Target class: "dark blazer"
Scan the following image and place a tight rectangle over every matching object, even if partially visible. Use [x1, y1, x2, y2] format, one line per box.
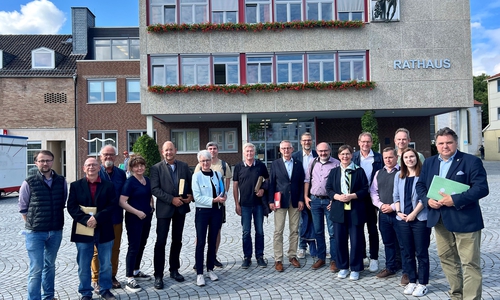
[416, 150, 489, 233]
[292, 150, 318, 166]
[268, 158, 305, 208]
[150, 160, 192, 218]
[67, 177, 117, 244]
[352, 150, 383, 184]
[326, 166, 369, 225]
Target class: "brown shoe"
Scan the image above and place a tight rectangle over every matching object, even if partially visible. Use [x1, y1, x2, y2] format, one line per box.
[289, 257, 301, 268]
[376, 268, 395, 278]
[400, 273, 409, 286]
[329, 260, 339, 272]
[275, 261, 284, 272]
[312, 259, 325, 270]
[111, 276, 121, 288]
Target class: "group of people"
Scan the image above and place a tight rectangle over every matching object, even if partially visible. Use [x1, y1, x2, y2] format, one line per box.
[19, 126, 488, 300]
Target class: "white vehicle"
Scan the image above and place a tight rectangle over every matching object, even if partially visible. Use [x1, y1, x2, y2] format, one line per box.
[0, 135, 28, 196]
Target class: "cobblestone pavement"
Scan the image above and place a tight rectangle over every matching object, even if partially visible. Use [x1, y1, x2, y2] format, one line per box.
[1, 161, 500, 300]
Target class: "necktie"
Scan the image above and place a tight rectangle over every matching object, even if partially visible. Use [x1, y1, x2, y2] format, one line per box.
[169, 164, 177, 186]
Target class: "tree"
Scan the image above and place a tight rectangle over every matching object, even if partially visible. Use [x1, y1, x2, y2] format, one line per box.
[361, 110, 379, 151]
[473, 73, 489, 129]
[132, 134, 162, 177]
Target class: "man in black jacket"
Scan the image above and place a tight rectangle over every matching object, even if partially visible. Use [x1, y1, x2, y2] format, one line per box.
[19, 150, 67, 300]
[68, 157, 117, 300]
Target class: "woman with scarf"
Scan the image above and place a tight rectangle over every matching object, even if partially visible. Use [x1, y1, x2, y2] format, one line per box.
[326, 144, 369, 281]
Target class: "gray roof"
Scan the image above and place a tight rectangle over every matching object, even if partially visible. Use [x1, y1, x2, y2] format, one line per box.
[0, 34, 86, 77]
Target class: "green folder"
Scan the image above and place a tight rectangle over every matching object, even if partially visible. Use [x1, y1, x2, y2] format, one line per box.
[426, 175, 470, 200]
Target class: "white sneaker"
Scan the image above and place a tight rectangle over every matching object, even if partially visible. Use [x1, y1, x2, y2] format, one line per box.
[404, 283, 417, 295]
[207, 270, 218, 281]
[196, 274, 205, 286]
[337, 269, 349, 279]
[349, 271, 360, 281]
[369, 259, 379, 272]
[412, 284, 428, 297]
[297, 249, 306, 259]
[363, 257, 370, 266]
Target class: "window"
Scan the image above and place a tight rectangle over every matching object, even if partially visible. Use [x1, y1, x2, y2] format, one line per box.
[127, 79, 141, 102]
[214, 56, 240, 85]
[88, 132, 117, 155]
[212, 0, 238, 23]
[308, 53, 335, 82]
[32, 47, 54, 69]
[497, 80, 500, 93]
[180, 0, 208, 24]
[209, 128, 238, 152]
[0, 50, 3, 69]
[247, 56, 273, 84]
[88, 80, 117, 103]
[151, 0, 176, 24]
[94, 39, 139, 60]
[27, 142, 42, 176]
[171, 129, 199, 153]
[181, 56, 209, 85]
[151, 56, 178, 85]
[127, 131, 157, 152]
[276, 54, 304, 83]
[275, 0, 302, 22]
[339, 52, 365, 81]
[337, 0, 364, 21]
[497, 107, 500, 120]
[246, 0, 271, 23]
[306, 0, 333, 20]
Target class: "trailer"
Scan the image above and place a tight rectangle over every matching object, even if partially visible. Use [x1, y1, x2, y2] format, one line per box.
[0, 135, 28, 197]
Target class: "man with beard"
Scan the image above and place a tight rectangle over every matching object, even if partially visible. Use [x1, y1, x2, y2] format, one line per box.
[91, 145, 127, 292]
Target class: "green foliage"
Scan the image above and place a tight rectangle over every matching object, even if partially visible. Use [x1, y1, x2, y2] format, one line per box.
[473, 74, 489, 129]
[132, 134, 161, 177]
[361, 110, 379, 152]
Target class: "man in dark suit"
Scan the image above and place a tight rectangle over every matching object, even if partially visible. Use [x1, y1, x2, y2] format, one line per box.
[67, 157, 117, 300]
[352, 132, 383, 273]
[151, 141, 193, 289]
[416, 127, 489, 300]
[292, 132, 318, 260]
[268, 140, 305, 272]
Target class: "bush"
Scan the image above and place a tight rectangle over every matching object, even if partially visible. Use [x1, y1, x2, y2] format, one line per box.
[132, 134, 162, 177]
[361, 110, 379, 152]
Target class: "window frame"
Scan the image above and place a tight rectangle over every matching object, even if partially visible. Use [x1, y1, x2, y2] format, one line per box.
[246, 55, 274, 84]
[337, 0, 364, 21]
[276, 53, 304, 83]
[497, 107, 500, 120]
[0, 50, 3, 69]
[27, 141, 42, 176]
[87, 79, 117, 103]
[171, 129, 200, 153]
[213, 56, 240, 85]
[126, 79, 141, 103]
[497, 80, 500, 93]
[32, 47, 55, 69]
[306, 0, 334, 21]
[275, 0, 303, 22]
[245, 0, 272, 23]
[180, 0, 209, 24]
[127, 130, 157, 152]
[94, 38, 140, 60]
[181, 56, 210, 86]
[150, 0, 177, 24]
[307, 52, 336, 82]
[87, 131, 118, 156]
[338, 52, 366, 82]
[151, 56, 179, 86]
[209, 128, 239, 152]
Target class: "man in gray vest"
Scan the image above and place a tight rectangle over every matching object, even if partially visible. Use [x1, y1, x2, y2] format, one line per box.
[369, 147, 405, 282]
[18, 150, 67, 300]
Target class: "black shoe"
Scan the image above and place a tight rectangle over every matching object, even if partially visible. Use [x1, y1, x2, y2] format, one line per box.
[154, 277, 164, 289]
[193, 264, 197, 270]
[214, 258, 223, 268]
[170, 270, 185, 282]
[81, 296, 92, 300]
[241, 257, 252, 269]
[99, 290, 117, 300]
[257, 256, 267, 268]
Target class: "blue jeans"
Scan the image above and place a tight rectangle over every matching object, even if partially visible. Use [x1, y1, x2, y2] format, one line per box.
[241, 205, 264, 258]
[25, 229, 63, 300]
[397, 219, 431, 284]
[76, 240, 113, 297]
[310, 196, 336, 262]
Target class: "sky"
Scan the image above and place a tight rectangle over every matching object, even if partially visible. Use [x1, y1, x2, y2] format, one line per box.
[0, 0, 499, 76]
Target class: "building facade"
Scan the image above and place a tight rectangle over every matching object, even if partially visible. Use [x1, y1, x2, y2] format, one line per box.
[139, 0, 473, 166]
[483, 73, 500, 160]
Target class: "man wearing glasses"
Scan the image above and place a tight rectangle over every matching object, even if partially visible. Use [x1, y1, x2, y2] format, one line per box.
[19, 150, 68, 300]
[268, 140, 305, 272]
[68, 157, 118, 300]
[92, 145, 127, 291]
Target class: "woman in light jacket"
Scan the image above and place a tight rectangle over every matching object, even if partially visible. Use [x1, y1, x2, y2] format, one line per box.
[192, 150, 226, 287]
[393, 148, 430, 297]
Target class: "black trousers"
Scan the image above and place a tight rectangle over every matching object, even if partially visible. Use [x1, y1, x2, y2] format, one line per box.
[153, 210, 186, 278]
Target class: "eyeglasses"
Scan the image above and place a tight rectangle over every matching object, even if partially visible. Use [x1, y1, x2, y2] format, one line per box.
[37, 159, 53, 164]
